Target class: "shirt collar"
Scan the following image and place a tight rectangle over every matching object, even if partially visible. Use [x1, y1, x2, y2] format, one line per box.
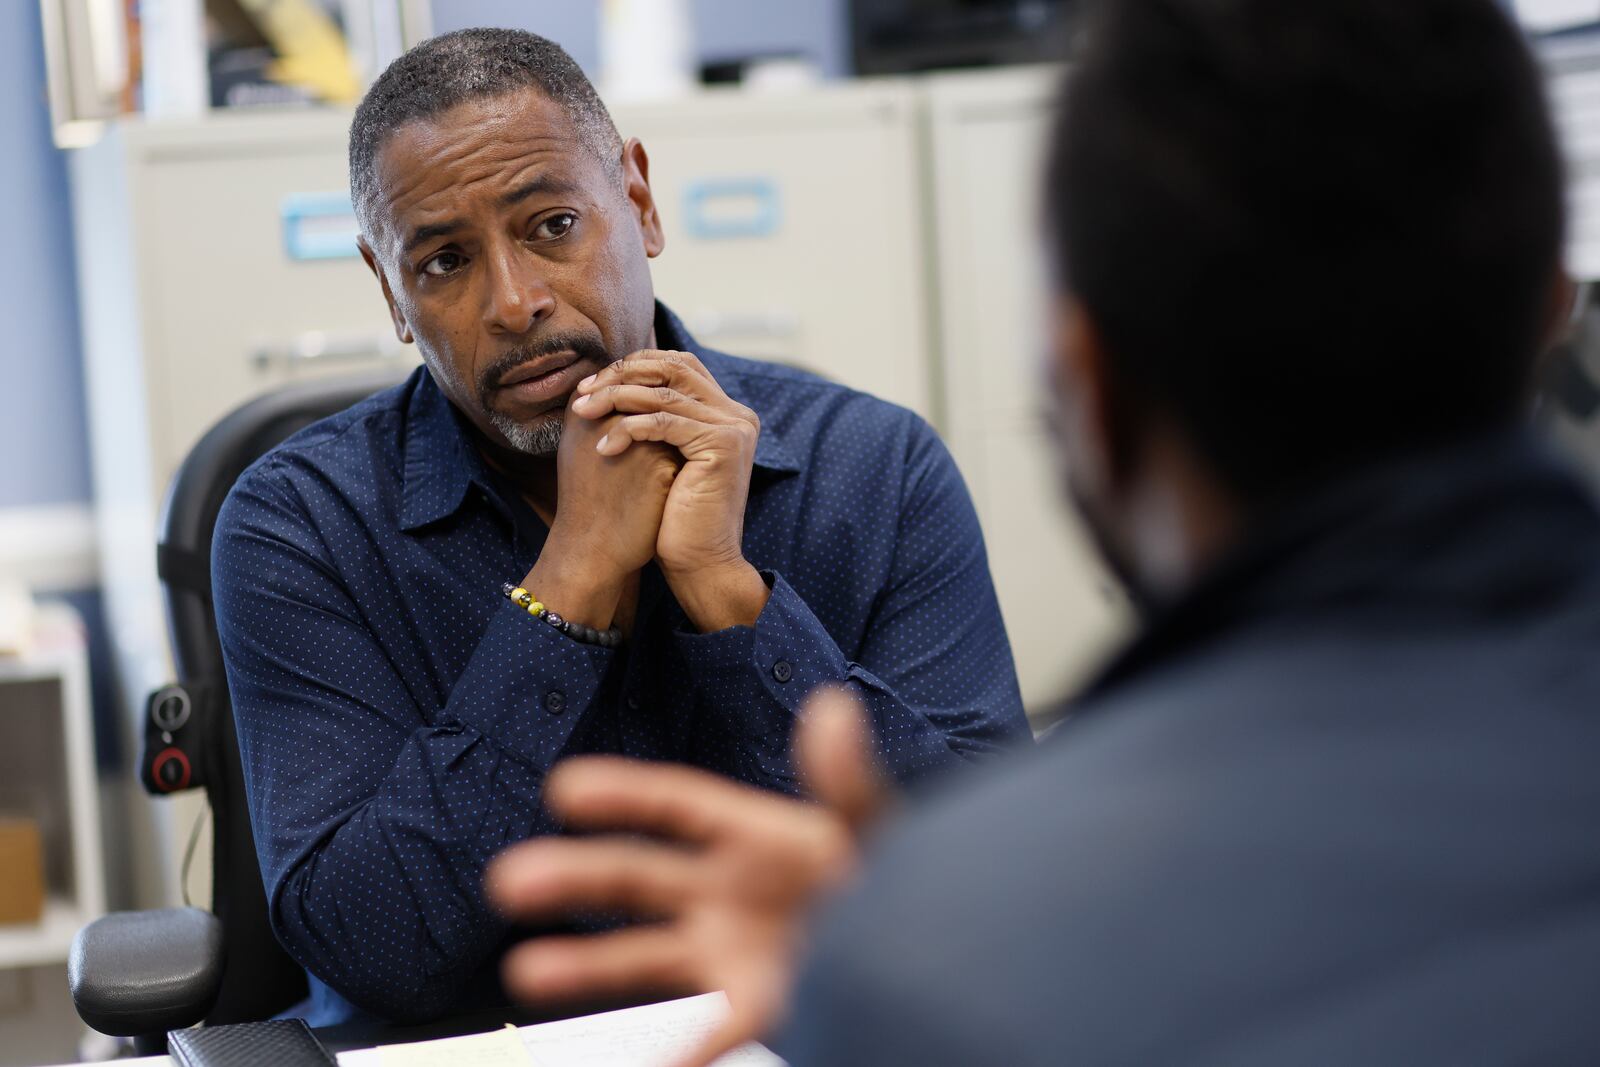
[399, 301, 801, 532]
[399, 369, 496, 532]
[653, 302, 802, 474]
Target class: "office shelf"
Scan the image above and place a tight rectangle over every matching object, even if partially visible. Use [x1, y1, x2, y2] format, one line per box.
[0, 897, 92, 970]
[0, 603, 106, 973]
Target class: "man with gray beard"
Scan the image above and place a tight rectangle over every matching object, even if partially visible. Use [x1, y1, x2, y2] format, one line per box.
[210, 29, 1028, 1027]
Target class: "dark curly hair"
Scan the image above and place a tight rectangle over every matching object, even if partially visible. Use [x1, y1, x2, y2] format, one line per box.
[1051, 0, 1565, 503]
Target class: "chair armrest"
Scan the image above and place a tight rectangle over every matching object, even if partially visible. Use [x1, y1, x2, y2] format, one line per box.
[68, 907, 226, 1036]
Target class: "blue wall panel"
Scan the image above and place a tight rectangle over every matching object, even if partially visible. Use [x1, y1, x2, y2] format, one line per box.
[0, 2, 92, 509]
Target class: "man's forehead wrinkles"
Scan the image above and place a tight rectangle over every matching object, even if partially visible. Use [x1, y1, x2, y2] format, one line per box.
[379, 138, 579, 243]
[371, 88, 590, 238]
[396, 96, 578, 172]
[409, 126, 572, 171]
[381, 130, 565, 198]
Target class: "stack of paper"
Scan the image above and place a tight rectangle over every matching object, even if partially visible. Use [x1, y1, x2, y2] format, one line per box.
[340, 993, 785, 1067]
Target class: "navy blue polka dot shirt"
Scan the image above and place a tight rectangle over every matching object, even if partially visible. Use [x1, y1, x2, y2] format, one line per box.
[212, 304, 1030, 1026]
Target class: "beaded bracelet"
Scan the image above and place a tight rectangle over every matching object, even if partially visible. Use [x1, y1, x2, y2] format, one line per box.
[502, 584, 623, 649]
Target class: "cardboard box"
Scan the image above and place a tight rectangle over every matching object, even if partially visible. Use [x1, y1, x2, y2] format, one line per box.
[0, 817, 45, 925]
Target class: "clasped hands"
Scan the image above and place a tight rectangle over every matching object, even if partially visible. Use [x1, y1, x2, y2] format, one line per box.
[525, 348, 769, 633]
[487, 686, 891, 1067]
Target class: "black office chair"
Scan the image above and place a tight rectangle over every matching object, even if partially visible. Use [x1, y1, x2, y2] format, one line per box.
[68, 370, 410, 1053]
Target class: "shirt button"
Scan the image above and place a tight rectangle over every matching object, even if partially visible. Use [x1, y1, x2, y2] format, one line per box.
[626, 693, 641, 711]
[772, 660, 793, 683]
[544, 689, 567, 714]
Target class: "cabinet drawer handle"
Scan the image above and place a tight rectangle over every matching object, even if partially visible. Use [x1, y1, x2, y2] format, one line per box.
[250, 332, 408, 370]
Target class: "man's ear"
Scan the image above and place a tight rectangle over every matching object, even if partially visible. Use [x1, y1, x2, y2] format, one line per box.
[619, 138, 666, 259]
[1542, 266, 1581, 352]
[1052, 295, 1138, 495]
[358, 236, 413, 344]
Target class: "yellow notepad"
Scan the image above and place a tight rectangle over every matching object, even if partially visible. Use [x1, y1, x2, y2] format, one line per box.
[376, 1023, 533, 1067]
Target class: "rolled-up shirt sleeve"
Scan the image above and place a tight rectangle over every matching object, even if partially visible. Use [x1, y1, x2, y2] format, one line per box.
[213, 463, 608, 1021]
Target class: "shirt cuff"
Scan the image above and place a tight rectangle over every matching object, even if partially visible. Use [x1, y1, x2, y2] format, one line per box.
[673, 571, 850, 739]
[443, 598, 614, 772]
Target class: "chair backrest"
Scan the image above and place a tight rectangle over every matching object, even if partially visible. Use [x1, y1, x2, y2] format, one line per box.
[156, 370, 410, 1024]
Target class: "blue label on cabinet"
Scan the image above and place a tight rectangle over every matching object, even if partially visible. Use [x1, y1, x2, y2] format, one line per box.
[281, 193, 361, 260]
[683, 178, 782, 240]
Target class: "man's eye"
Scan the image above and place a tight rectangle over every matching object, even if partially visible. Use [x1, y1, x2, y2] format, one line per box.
[533, 212, 577, 241]
[422, 252, 465, 277]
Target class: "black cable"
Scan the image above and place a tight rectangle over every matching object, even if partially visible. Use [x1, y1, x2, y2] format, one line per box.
[180, 804, 210, 909]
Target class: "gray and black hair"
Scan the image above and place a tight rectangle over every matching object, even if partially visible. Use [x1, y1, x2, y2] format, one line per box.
[349, 28, 625, 235]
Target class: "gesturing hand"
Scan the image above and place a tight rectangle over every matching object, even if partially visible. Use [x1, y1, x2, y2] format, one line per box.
[487, 687, 893, 1067]
[569, 350, 769, 631]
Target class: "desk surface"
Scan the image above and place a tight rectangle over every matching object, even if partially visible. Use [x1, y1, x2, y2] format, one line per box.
[45, 994, 778, 1067]
[44, 995, 657, 1067]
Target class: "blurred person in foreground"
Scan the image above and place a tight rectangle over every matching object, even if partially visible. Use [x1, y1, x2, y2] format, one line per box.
[212, 28, 1029, 1025]
[488, 0, 1600, 1062]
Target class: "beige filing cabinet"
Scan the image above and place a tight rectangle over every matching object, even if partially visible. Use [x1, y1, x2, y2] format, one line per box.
[613, 80, 935, 419]
[1544, 52, 1600, 481]
[1545, 42, 1600, 282]
[71, 110, 413, 499]
[70, 111, 413, 909]
[923, 68, 1132, 720]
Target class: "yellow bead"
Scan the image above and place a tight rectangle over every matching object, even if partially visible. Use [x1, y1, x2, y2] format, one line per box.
[528, 602, 544, 615]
